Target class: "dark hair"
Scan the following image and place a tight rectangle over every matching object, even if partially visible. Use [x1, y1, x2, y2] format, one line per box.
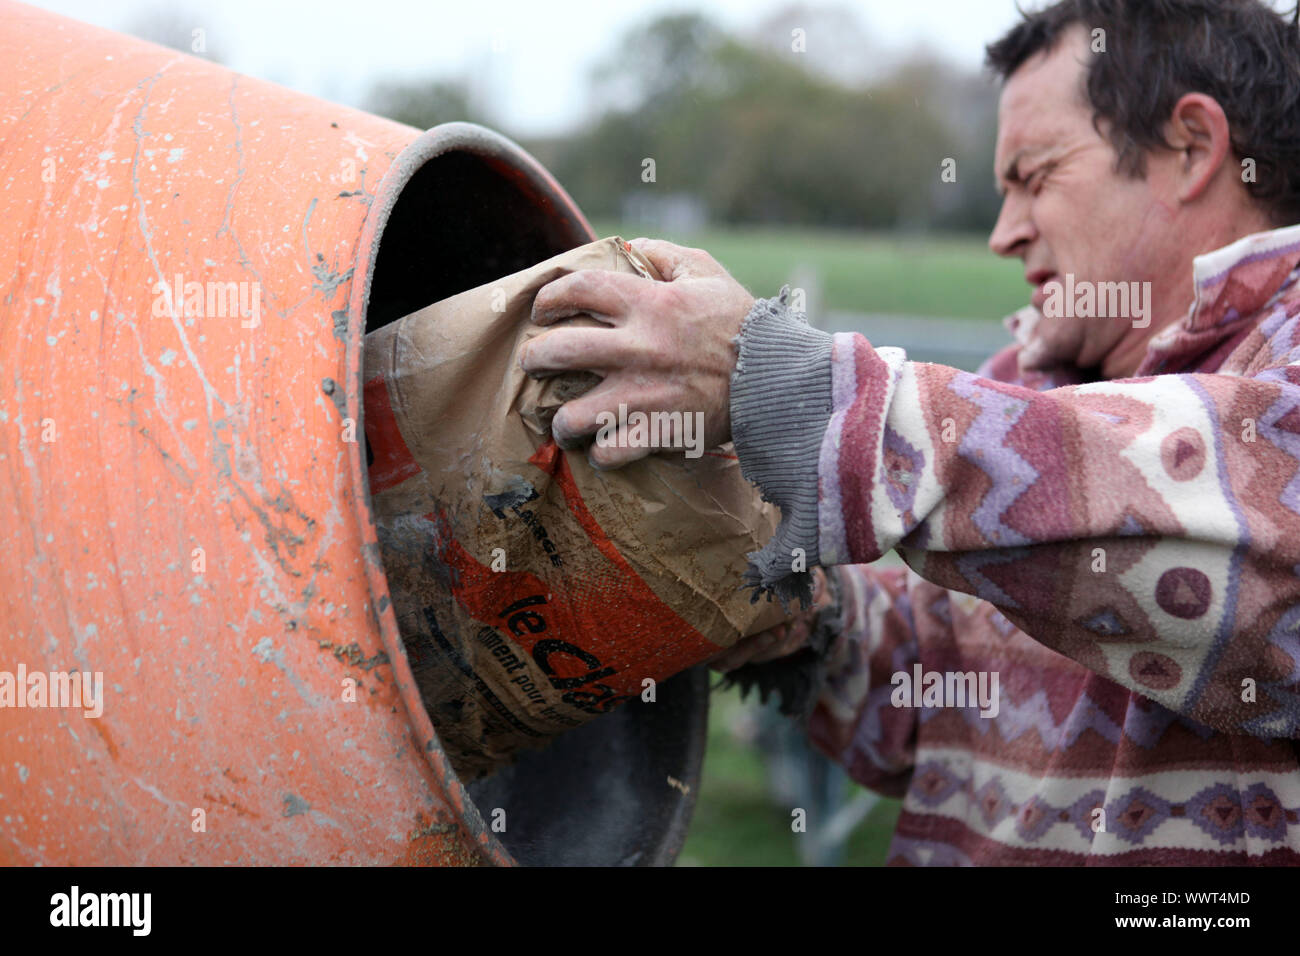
[985, 0, 1300, 225]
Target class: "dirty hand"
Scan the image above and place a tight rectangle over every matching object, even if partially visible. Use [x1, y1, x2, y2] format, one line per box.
[518, 238, 755, 469]
[708, 567, 832, 673]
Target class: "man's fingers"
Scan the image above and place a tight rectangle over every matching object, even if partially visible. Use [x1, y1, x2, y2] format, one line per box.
[707, 619, 815, 672]
[549, 379, 678, 465]
[747, 618, 811, 663]
[706, 609, 818, 672]
[628, 237, 721, 281]
[548, 376, 625, 449]
[531, 269, 648, 327]
[709, 627, 782, 673]
[519, 325, 641, 377]
[587, 435, 652, 470]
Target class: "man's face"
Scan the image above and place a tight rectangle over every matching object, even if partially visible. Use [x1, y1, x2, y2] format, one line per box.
[989, 24, 1185, 372]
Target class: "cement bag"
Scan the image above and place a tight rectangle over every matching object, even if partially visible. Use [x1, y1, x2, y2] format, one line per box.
[363, 237, 784, 780]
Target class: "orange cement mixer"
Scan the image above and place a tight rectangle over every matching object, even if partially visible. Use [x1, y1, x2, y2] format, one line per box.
[0, 0, 708, 866]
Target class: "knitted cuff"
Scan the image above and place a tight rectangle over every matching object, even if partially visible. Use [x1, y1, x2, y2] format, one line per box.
[730, 285, 834, 609]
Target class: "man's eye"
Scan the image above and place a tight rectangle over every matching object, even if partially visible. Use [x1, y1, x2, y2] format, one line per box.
[1027, 167, 1049, 193]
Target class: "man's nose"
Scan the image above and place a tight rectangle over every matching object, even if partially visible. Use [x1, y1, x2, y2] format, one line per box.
[988, 193, 1035, 258]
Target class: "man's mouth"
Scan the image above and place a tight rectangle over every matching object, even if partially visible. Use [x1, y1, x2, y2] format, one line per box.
[1028, 271, 1058, 311]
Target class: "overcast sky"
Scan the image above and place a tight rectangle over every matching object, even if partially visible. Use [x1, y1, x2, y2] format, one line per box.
[30, 1, 1297, 136]
[27, 0, 1040, 135]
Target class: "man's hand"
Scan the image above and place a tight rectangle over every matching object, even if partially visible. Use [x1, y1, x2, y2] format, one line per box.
[708, 567, 832, 673]
[518, 238, 755, 469]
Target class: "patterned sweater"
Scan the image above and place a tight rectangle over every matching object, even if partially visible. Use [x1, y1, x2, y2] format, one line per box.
[729, 223, 1300, 865]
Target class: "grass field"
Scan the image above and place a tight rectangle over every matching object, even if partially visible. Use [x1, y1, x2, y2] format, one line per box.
[588, 220, 1028, 320]
[676, 685, 903, 867]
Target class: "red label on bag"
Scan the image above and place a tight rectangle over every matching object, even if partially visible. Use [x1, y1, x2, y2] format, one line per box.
[429, 439, 718, 708]
[363, 374, 421, 493]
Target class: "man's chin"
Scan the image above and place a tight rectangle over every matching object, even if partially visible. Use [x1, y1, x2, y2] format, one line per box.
[1005, 305, 1091, 373]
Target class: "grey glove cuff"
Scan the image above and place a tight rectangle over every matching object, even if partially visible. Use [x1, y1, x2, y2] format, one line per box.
[729, 285, 834, 609]
[719, 567, 845, 723]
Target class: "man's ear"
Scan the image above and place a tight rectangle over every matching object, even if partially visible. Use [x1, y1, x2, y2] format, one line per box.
[1164, 92, 1232, 204]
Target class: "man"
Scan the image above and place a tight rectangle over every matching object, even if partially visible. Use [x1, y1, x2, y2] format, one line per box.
[519, 0, 1300, 864]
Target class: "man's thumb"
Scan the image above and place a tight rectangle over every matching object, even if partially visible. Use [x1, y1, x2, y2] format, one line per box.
[628, 237, 700, 281]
